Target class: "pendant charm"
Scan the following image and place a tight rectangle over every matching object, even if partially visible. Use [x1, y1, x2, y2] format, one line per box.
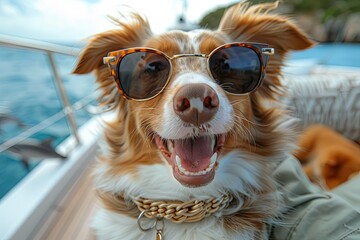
[138, 211, 165, 240]
[156, 229, 163, 240]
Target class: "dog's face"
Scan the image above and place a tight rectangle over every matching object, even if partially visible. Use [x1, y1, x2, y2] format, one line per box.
[321, 150, 360, 189]
[130, 32, 244, 187]
[74, 2, 314, 189]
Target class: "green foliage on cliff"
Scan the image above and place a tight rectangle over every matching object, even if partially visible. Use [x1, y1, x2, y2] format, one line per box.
[199, 5, 230, 29]
[198, 0, 360, 29]
[289, 0, 360, 22]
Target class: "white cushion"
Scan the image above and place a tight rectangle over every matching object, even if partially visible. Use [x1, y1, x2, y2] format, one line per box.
[281, 65, 360, 142]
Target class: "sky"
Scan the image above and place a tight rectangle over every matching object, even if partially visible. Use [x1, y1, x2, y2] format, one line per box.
[0, 0, 239, 42]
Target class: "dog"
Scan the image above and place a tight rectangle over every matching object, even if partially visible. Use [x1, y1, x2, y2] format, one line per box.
[294, 124, 360, 190]
[74, 1, 314, 239]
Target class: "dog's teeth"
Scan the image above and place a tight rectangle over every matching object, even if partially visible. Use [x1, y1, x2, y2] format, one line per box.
[210, 152, 217, 166]
[176, 155, 187, 173]
[175, 153, 218, 177]
[167, 140, 174, 153]
[176, 155, 181, 166]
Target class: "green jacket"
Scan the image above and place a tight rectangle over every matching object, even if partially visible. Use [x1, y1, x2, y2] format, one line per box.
[270, 157, 360, 240]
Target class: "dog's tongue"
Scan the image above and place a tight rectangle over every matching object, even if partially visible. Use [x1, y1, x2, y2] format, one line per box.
[173, 136, 213, 172]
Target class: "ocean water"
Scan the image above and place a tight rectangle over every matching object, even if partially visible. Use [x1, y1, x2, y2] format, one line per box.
[0, 43, 359, 200]
[0, 46, 97, 199]
[289, 43, 360, 68]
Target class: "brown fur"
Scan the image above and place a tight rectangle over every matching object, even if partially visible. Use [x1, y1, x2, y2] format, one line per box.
[97, 191, 139, 219]
[218, 1, 315, 99]
[217, 1, 315, 159]
[294, 124, 360, 189]
[223, 162, 281, 239]
[74, 1, 315, 236]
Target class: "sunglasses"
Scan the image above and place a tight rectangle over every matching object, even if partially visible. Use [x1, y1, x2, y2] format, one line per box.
[103, 42, 274, 101]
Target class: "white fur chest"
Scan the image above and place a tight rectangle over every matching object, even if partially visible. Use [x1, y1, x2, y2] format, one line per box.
[92, 151, 281, 240]
[92, 208, 258, 240]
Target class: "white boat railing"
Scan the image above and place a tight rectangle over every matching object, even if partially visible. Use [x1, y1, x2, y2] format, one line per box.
[0, 34, 80, 56]
[0, 34, 102, 240]
[0, 34, 84, 152]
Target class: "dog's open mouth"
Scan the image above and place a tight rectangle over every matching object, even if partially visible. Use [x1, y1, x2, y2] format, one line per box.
[155, 134, 225, 187]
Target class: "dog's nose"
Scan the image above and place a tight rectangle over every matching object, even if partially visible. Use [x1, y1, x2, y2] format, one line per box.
[173, 83, 219, 126]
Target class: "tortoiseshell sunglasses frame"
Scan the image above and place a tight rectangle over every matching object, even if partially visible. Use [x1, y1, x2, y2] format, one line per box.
[103, 42, 275, 101]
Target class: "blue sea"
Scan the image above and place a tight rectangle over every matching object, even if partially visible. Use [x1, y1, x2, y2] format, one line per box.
[0, 45, 97, 199]
[0, 43, 360, 200]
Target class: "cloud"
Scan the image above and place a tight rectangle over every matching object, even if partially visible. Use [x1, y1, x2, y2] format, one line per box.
[0, 0, 37, 15]
[0, 0, 238, 42]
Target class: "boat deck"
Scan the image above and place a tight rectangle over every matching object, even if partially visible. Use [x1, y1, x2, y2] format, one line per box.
[34, 165, 98, 240]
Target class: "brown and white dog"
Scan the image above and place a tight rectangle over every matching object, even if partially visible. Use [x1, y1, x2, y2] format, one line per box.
[74, 1, 314, 239]
[295, 124, 360, 190]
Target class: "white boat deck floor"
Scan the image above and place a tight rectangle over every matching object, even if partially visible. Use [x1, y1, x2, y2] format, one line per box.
[36, 165, 98, 240]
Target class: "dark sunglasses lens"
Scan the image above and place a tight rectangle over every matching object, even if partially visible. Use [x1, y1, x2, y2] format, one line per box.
[209, 46, 262, 94]
[118, 51, 170, 99]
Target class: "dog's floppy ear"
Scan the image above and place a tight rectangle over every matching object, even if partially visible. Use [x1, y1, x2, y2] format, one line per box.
[218, 1, 316, 98]
[73, 30, 129, 74]
[73, 13, 152, 74]
[218, 1, 315, 53]
[73, 14, 152, 107]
